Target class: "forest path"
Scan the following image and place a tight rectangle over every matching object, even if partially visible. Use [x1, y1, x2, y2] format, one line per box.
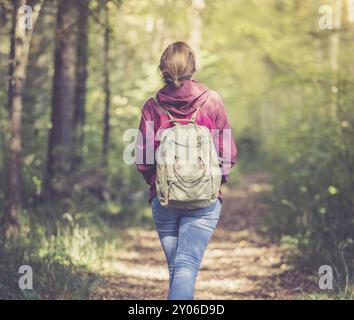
[91, 173, 316, 300]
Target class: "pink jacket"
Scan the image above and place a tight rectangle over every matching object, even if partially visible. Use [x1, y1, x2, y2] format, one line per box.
[136, 80, 237, 202]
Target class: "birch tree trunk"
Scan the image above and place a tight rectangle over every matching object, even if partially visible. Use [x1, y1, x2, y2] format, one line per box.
[330, 0, 342, 119]
[5, 0, 41, 238]
[102, 0, 111, 168]
[188, 0, 205, 67]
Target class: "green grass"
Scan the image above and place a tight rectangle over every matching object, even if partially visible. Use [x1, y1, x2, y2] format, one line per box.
[0, 197, 133, 300]
[0, 243, 99, 299]
[302, 289, 354, 300]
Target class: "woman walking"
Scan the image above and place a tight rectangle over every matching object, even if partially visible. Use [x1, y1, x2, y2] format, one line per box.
[136, 41, 237, 300]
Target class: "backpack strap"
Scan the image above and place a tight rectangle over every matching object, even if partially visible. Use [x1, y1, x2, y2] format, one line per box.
[152, 97, 174, 121]
[191, 107, 200, 122]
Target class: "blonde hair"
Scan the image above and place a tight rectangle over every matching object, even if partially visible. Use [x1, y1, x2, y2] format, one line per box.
[159, 41, 196, 89]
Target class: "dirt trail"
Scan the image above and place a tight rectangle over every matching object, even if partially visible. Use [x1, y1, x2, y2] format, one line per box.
[91, 173, 316, 300]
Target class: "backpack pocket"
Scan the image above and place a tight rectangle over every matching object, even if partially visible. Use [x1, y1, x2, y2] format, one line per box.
[168, 176, 213, 202]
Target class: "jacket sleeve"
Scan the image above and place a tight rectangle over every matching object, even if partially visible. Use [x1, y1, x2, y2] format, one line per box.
[211, 91, 237, 183]
[135, 99, 156, 186]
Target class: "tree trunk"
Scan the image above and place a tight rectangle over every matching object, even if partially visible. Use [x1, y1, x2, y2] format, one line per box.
[188, 0, 205, 67]
[102, 0, 111, 168]
[4, 0, 41, 238]
[46, 0, 79, 191]
[72, 0, 90, 169]
[329, 0, 342, 119]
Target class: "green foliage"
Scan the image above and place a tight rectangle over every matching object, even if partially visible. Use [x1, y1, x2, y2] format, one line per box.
[265, 75, 354, 293]
[0, 198, 129, 299]
[0, 243, 98, 300]
[1, 0, 354, 299]
[0, 224, 100, 299]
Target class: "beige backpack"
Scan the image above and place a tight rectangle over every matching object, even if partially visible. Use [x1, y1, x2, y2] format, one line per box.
[154, 98, 222, 209]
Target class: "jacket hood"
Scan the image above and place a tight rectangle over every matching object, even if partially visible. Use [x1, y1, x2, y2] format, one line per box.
[156, 80, 209, 117]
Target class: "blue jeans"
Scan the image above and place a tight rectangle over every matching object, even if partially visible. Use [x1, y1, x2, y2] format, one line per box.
[151, 196, 222, 300]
